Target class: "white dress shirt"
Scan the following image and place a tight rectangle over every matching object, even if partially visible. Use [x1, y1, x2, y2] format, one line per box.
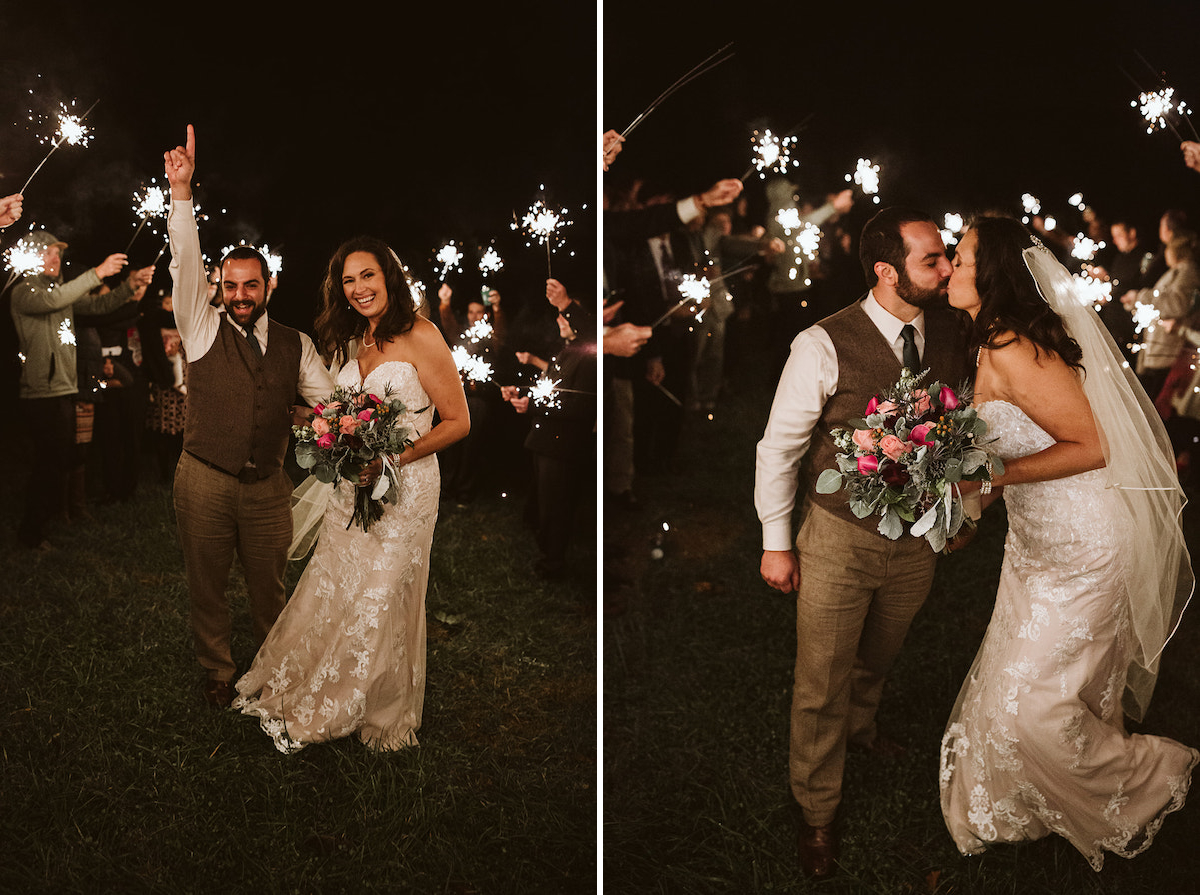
[754, 292, 926, 551]
[167, 198, 333, 405]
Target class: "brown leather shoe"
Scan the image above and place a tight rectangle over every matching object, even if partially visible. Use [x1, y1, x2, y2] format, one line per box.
[202, 678, 234, 709]
[797, 820, 839, 879]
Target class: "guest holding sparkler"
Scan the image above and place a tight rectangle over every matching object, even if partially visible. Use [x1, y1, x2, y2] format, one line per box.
[502, 283, 596, 582]
[10, 230, 154, 550]
[436, 281, 511, 504]
[235, 234, 468, 752]
[162, 125, 335, 709]
[1123, 230, 1200, 402]
[0, 193, 23, 229]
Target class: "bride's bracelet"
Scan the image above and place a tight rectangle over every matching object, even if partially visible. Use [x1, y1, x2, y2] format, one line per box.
[980, 460, 994, 495]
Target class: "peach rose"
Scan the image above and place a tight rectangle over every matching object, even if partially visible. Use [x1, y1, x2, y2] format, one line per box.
[879, 434, 911, 461]
[913, 390, 932, 415]
[852, 428, 877, 452]
[339, 415, 359, 435]
[311, 417, 331, 436]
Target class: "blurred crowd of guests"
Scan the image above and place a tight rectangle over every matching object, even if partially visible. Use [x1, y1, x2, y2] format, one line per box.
[1, 189, 596, 582]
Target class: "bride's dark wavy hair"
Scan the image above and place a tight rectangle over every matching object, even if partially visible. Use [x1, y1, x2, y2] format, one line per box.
[315, 236, 417, 367]
[968, 214, 1083, 372]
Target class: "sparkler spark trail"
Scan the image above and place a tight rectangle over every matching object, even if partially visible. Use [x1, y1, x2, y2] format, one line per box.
[1132, 300, 1161, 335]
[1071, 233, 1105, 262]
[451, 345, 494, 383]
[463, 319, 494, 344]
[126, 183, 169, 251]
[1072, 273, 1113, 309]
[19, 99, 98, 195]
[651, 274, 710, 328]
[846, 158, 881, 204]
[620, 42, 735, 139]
[220, 241, 283, 277]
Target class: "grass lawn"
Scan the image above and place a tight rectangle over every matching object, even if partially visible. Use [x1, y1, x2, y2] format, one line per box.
[603, 318, 1200, 894]
[0, 440, 597, 894]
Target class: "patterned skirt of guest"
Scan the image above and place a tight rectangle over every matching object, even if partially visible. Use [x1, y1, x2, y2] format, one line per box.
[147, 384, 187, 436]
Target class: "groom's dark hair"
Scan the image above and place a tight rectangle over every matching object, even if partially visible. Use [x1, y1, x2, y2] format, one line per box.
[859, 207, 938, 287]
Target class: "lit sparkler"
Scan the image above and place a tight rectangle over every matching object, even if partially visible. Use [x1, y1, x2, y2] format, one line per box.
[1072, 273, 1113, 309]
[1020, 193, 1041, 225]
[744, 128, 799, 181]
[434, 241, 464, 282]
[57, 319, 76, 346]
[795, 222, 821, 260]
[1071, 233, 1105, 262]
[529, 375, 562, 410]
[478, 243, 504, 278]
[846, 158, 880, 203]
[775, 208, 802, 233]
[1133, 299, 1161, 334]
[18, 99, 98, 195]
[463, 319, 494, 344]
[451, 344, 494, 383]
[126, 182, 169, 251]
[220, 241, 283, 277]
[512, 190, 573, 277]
[1132, 87, 1195, 140]
[941, 212, 965, 247]
[3, 235, 46, 291]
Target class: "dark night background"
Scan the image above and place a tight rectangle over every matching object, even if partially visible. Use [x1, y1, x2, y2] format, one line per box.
[603, 1, 1200, 250]
[0, 2, 597, 341]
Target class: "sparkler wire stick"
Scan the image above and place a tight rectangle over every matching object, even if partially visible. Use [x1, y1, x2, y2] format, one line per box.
[619, 42, 735, 139]
[18, 99, 99, 195]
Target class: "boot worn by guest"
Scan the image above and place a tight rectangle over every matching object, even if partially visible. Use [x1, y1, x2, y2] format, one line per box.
[797, 820, 839, 879]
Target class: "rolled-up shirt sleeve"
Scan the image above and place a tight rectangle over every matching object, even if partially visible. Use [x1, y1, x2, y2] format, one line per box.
[297, 334, 335, 405]
[754, 326, 838, 551]
[168, 198, 219, 361]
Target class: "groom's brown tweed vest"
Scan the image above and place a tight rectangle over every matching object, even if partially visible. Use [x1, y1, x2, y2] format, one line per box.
[802, 300, 969, 533]
[183, 317, 302, 478]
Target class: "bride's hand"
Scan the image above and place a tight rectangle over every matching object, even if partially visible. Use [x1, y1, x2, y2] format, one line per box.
[357, 457, 384, 487]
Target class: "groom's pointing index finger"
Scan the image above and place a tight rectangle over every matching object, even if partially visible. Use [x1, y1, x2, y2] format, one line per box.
[185, 123, 195, 158]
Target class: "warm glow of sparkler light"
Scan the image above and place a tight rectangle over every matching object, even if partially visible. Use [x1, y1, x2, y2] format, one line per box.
[677, 274, 711, 304]
[1133, 300, 1161, 334]
[795, 222, 822, 260]
[1043, 216, 1057, 231]
[1071, 233, 1105, 261]
[33, 102, 93, 149]
[478, 245, 504, 277]
[846, 158, 881, 203]
[750, 129, 799, 179]
[1020, 193, 1041, 224]
[512, 189, 574, 253]
[57, 319, 76, 346]
[220, 241, 283, 276]
[1133, 87, 1191, 135]
[451, 345, 494, 383]
[530, 376, 562, 409]
[133, 183, 168, 220]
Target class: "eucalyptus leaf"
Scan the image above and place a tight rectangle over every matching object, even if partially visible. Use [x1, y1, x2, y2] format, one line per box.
[816, 469, 844, 494]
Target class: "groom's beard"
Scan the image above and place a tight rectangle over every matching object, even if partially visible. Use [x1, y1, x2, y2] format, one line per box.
[895, 267, 950, 309]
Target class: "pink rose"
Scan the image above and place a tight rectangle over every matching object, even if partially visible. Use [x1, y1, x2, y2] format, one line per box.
[857, 454, 879, 475]
[913, 390, 932, 415]
[357, 409, 373, 422]
[910, 423, 934, 447]
[852, 428, 877, 452]
[865, 396, 879, 415]
[877, 400, 899, 415]
[339, 415, 359, 435]
[311, 417, 330, 436]
[316, 432, 335, 449]
[879, 434, 911, 461]
[939, 385, 959, 410]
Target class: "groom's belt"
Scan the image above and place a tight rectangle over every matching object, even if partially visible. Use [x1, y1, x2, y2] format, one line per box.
[185, 450, 262, 484]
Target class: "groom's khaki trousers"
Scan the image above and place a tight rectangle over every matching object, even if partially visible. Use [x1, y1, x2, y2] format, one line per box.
[174, 451, 293, 682]
[790, 503, 936, 827]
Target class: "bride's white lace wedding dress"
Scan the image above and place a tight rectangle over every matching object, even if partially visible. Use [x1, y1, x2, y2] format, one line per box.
[940, 400, 1198, 869]
[233, 359, 439, 753]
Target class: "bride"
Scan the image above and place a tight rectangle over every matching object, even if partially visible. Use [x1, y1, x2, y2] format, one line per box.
[939, 215, 1197, 869]
[234, 237, 469, 752]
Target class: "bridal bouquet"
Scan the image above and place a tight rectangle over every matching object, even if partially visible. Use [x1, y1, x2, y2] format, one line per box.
[293, 385, 416, 533]
[815, 368, 1002, 552]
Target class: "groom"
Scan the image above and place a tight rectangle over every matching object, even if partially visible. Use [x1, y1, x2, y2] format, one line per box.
[755, 206, 968, 878]
[164, 125, 336, 708]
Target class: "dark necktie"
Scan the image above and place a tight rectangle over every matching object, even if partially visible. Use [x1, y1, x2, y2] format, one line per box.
[243, 324, 262, 359]
[901, 324, 919, 372]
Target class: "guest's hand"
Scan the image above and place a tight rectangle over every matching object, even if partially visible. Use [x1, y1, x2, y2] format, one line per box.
[698, 178, 743, 210]
[645, 356, 665, 386]
[437, 283, 452, 306]
[487, 288, 500, 308]
[830, 188, 853, 214]
[164, 124, 196, 199]
[0, 193, 23, 229]
[761, 550, 801, 594]
[127, 264, 155, 292]
[764, 237, 786, 258]
[603, 130, 624, 170]
[500, 385, 521, 402]
[95, 254, 129, 279]
[604, 322, 651, 357]
[1160, 318, 1178, 333]
[1183, 141, 1200, 173]
[546, 278, 571, 311]
[509, 395, 530, 414]
[603, 299, 624, 324]
[292, 405, 315, 426]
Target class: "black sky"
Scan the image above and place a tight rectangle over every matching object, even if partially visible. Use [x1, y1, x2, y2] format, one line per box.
[604, 1, 1200, 246]
[1, 2, 597, 335]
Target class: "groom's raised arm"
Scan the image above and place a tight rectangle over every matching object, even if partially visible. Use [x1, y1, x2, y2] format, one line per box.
[755, 327, 838, 594]
[164, 124, 217, 362]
